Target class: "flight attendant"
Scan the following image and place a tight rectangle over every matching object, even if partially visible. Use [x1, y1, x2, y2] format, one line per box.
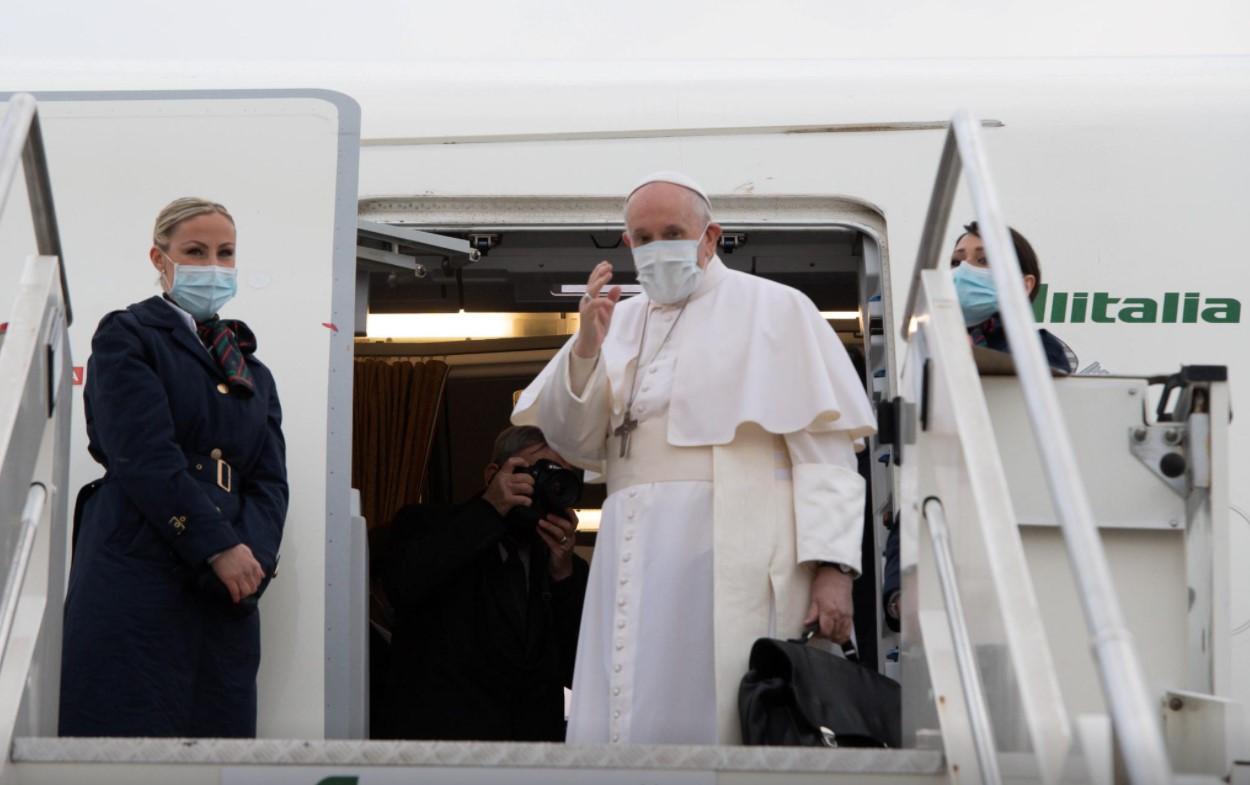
[59, 198, 288, 737]
[950, 221, 1077, 373]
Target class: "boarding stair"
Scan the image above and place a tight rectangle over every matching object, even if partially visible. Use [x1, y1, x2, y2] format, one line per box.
[0, 94, 1244, 784]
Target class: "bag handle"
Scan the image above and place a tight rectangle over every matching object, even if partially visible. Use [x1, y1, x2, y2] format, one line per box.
[797, 623, 861, 663]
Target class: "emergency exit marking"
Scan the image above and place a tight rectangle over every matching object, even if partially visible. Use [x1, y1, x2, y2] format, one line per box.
[72, 367, 84, 385]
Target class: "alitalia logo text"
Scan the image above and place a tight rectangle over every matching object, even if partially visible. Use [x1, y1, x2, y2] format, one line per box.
[1032, 284, 1241, 324]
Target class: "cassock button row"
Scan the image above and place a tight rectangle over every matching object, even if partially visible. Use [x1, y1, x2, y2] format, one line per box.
[617, 620, 626, 629]
[623, 553, 632, 562]
[629, 490, 637, 498]
[619, 577, 628, 586]
[612, 735, 620, 743]
[641, 385, 650, 393]
[649, 366, 658, 375]
[614, 664, 623, 673]
[625, 531, 634, 541]
[613, 711, 621, 719]
[613, 688, 621, 696]
[216, 383, 229, 394]
[617, 598, 627, 608]
[616, 641, 624, 651]
[627, 511, 635, 520]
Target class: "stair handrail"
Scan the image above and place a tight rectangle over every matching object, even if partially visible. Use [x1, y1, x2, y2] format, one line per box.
[0, 92, 70, 325]
[902, 109, 1172, 784]
[922, 497, 1002, 784]
[0, 484, 46, 666]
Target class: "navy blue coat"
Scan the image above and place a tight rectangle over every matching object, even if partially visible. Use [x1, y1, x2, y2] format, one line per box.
[59, 296, 288, 738]
[970, 314, 1077, 374]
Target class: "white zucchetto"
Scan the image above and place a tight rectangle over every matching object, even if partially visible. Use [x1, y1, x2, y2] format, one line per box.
[627, 171, 712, 207]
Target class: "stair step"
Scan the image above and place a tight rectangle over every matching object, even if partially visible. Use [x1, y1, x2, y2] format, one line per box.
[14, 737, 946, 783]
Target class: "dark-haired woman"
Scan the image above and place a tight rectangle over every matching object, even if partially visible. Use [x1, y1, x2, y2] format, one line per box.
[950, 221, 1077, 373]
[59, 197, 288, 737]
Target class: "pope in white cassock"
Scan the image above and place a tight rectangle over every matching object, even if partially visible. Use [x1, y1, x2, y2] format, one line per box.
[513, 172, 876, 745]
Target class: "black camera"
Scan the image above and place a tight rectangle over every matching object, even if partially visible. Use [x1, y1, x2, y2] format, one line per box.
[513, 459, 583, 521]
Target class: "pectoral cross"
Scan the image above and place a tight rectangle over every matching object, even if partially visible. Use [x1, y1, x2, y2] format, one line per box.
[614, 410, 639, 459]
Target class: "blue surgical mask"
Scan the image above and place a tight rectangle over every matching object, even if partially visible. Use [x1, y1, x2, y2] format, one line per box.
[631, 224, 708, 305]
[164, 253, 238, 322]
[951, 263, 998, 327]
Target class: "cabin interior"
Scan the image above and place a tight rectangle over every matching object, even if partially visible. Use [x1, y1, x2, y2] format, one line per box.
[352, 206, 898, 737]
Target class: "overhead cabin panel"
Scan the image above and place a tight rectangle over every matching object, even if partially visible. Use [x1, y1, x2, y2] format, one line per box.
[360, 226, 864, 314]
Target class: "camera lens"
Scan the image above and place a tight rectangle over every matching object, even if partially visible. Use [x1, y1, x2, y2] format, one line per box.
[547, 474, 579, 508]
[532, 461, 582, 510]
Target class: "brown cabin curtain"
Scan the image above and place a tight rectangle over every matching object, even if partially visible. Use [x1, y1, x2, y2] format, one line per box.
[352, 358, 449, 530]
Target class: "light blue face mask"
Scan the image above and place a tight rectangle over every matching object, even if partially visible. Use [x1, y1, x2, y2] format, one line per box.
[951, 262, 998, 326]
[164, 254, 238, 322]
[631, 224, 709, 305]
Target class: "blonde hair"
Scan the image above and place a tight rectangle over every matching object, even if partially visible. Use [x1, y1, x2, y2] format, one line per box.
[152, 197, 234, 250]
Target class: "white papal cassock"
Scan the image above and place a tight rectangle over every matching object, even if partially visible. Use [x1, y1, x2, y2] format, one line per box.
[513, 256, 875, 744]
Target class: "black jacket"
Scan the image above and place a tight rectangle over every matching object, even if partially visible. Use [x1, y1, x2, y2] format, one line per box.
[380, 498, 589, 741]
[60, 296, 287, 737]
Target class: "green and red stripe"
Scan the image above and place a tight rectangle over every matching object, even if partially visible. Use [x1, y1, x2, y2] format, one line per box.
[196, 317, 256, 393]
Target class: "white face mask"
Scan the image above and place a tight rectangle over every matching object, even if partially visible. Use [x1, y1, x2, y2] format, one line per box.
[630, 224, 709, 305]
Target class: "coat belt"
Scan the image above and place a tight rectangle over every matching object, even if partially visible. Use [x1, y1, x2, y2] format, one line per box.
[185, 452, 237, 494]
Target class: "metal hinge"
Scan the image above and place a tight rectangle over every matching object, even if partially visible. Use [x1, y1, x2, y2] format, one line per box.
[1128, 424, 1189, 498]
[719, 232, 748, 253]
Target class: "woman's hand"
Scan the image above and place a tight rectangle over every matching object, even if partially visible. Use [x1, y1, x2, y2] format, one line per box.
[573, 262, 621, 359]
[211, 543, 266, 603]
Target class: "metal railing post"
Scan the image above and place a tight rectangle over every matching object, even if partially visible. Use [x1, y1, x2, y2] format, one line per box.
[0, 93, 71, 324]
[901, 108, 1173, 784]
[923, 497, 1002, 784]
[0, 484, 46, 667]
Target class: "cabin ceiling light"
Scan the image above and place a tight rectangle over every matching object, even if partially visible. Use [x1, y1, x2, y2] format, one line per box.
[365, 310, 582, 340]
[554, 284, 645, 297]
[365, 308, 858, 340]
[367, 310, 541, 340]
[574, 509, 601, 532]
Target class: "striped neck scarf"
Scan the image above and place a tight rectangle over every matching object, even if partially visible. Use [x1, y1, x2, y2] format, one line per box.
[196, 317, 257, 394]
[968, 314, 1000, 348]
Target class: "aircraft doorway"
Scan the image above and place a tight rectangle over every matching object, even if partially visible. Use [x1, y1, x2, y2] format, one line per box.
[352, 198, 896, 741]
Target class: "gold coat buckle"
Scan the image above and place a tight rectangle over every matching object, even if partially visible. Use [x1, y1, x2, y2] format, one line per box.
[216, 459, 233, 493]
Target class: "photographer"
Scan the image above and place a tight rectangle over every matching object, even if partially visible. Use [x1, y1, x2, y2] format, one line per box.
[379, 426, 589, 741]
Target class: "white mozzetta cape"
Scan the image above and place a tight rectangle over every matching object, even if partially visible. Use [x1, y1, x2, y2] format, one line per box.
[514, 258, 876, 743]
[515, 257, 875, 464]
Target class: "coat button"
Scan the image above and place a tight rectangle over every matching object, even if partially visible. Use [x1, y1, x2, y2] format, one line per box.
[210, 448, 223, 460]
[216, 383, 229, 394]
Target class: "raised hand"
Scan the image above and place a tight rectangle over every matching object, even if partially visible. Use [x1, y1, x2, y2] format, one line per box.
[537, 509, 579, 581]
[482, 456, 535, 517]
[573, 261, 622, 359]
